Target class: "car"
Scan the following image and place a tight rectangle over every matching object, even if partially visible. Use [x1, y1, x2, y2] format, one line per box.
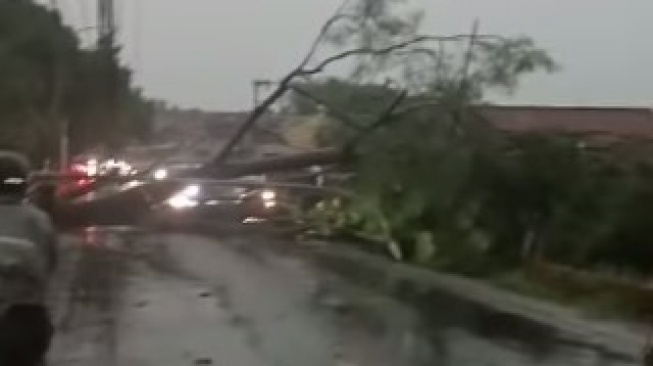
[55, 159, 97, 199]
[151, 163, 202, 181]
[150, 182, 287, 229]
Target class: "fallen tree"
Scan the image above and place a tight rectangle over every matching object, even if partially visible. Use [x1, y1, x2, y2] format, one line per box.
[58, 0, 556, 237]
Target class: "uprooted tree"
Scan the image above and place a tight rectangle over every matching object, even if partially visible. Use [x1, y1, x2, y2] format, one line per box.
[69, 0, 555, 242]
[274, 1, 653, 277]
[74, 0, 653, 278]
[68, 0, 558, 264]
[202, 0, 558, 269]
[201, 0, 653, 278]
[207, 0, 550, 167]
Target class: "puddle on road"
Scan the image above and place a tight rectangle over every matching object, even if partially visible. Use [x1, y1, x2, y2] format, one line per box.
[314, 251, 641, 366]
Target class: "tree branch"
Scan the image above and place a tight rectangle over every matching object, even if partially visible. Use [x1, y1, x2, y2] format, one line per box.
[393, 47, 440, 63]
[391, 100, 443, 118]
[299, 0, 355, 68]
[299, 34, 502, 76]
[209, 25, 504, 168]
[211, 71, 297, 165]
[289, 84, 365, 132]
[459, 19, 480, 90]
[208, 2, 353, 167]
[345, 90, 408, 150]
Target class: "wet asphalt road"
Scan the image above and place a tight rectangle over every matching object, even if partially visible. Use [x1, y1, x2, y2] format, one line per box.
[47, 229, 425, 366]
[46, 229, 643, 366]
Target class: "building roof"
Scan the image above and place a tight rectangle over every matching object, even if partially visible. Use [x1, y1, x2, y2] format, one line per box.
[481, 106, 653, 140]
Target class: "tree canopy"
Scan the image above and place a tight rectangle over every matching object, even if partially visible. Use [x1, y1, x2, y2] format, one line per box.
[0, 0, 153, 164]
[285, 0, 653, 278]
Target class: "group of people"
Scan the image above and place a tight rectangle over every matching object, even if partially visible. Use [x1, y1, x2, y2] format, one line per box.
[0, 151, 58, 365]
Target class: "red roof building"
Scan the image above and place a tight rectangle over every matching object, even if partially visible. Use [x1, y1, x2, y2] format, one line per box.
[482, 106, 653, 142]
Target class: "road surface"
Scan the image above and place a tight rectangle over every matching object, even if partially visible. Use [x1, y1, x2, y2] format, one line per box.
[47, 228, 640, 366]
[48, 229, 429, 366]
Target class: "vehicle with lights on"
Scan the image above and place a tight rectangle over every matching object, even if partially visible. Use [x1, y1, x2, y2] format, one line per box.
[151, 183, 285, 228]
[152, 163, 202, 181]
[56, 156, 136, 199]
[55, 157, 98, 199]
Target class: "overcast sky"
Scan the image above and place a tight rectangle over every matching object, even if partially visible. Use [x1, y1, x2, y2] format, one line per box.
[53, 0, 653, 111]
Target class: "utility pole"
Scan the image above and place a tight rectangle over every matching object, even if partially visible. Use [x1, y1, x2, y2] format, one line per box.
[98, 0, 116, 47]
[52, 0, 116, 169]
[47, 0, 68, 170]
[98, 0, 118, 156]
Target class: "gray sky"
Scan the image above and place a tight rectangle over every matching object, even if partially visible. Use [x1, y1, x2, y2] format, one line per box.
[55, 0, 653, 111]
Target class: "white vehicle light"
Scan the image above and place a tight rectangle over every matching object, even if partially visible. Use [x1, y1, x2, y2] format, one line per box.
[183, 184, 200, 197]
[87, 159, 99, 176]
[123, 180, 144, 189]
[153, 168, 168, 181]
[4, 177, 25, 185]
[117, 160, 133, 175]
[165, 184, 201, 210]
[260, 189, 276, 201]
[166, 194, 198, 210]
[243, 217, 266, 224]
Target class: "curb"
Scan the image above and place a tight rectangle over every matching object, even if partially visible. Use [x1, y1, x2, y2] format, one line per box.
[306, 241, 645, 363]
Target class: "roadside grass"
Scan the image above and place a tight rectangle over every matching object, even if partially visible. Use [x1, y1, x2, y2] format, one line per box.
[491, 270, 647, 322]
[299, 232, 652, 322]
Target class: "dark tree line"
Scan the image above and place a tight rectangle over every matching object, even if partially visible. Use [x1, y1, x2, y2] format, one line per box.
[0, 0, 153, 164]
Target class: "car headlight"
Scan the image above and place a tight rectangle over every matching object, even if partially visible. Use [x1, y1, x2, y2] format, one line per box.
[153, 168, 168, 181]
[123, 180, 144, 189]
[166, 194, 198, 210]
[165, 184, 201, 210]
[182, 184, 200, 197]
[87, 159, 99, 176]
[260, 189, 276, 201]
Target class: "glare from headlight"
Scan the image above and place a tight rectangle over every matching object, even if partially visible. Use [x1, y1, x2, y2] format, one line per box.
[123, 180, 144, 189]
[117, 160, 132, 175]
[165, 184, 201, 210]
[183, 184, 201, 197]
[261, 190, 276, 201]
[153, 168, 168, 181]
[87, 159, 99, 176]
[166, 194, 198, 210]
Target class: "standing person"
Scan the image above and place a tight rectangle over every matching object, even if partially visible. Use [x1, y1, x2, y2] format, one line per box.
[0, 151, 58, 366]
